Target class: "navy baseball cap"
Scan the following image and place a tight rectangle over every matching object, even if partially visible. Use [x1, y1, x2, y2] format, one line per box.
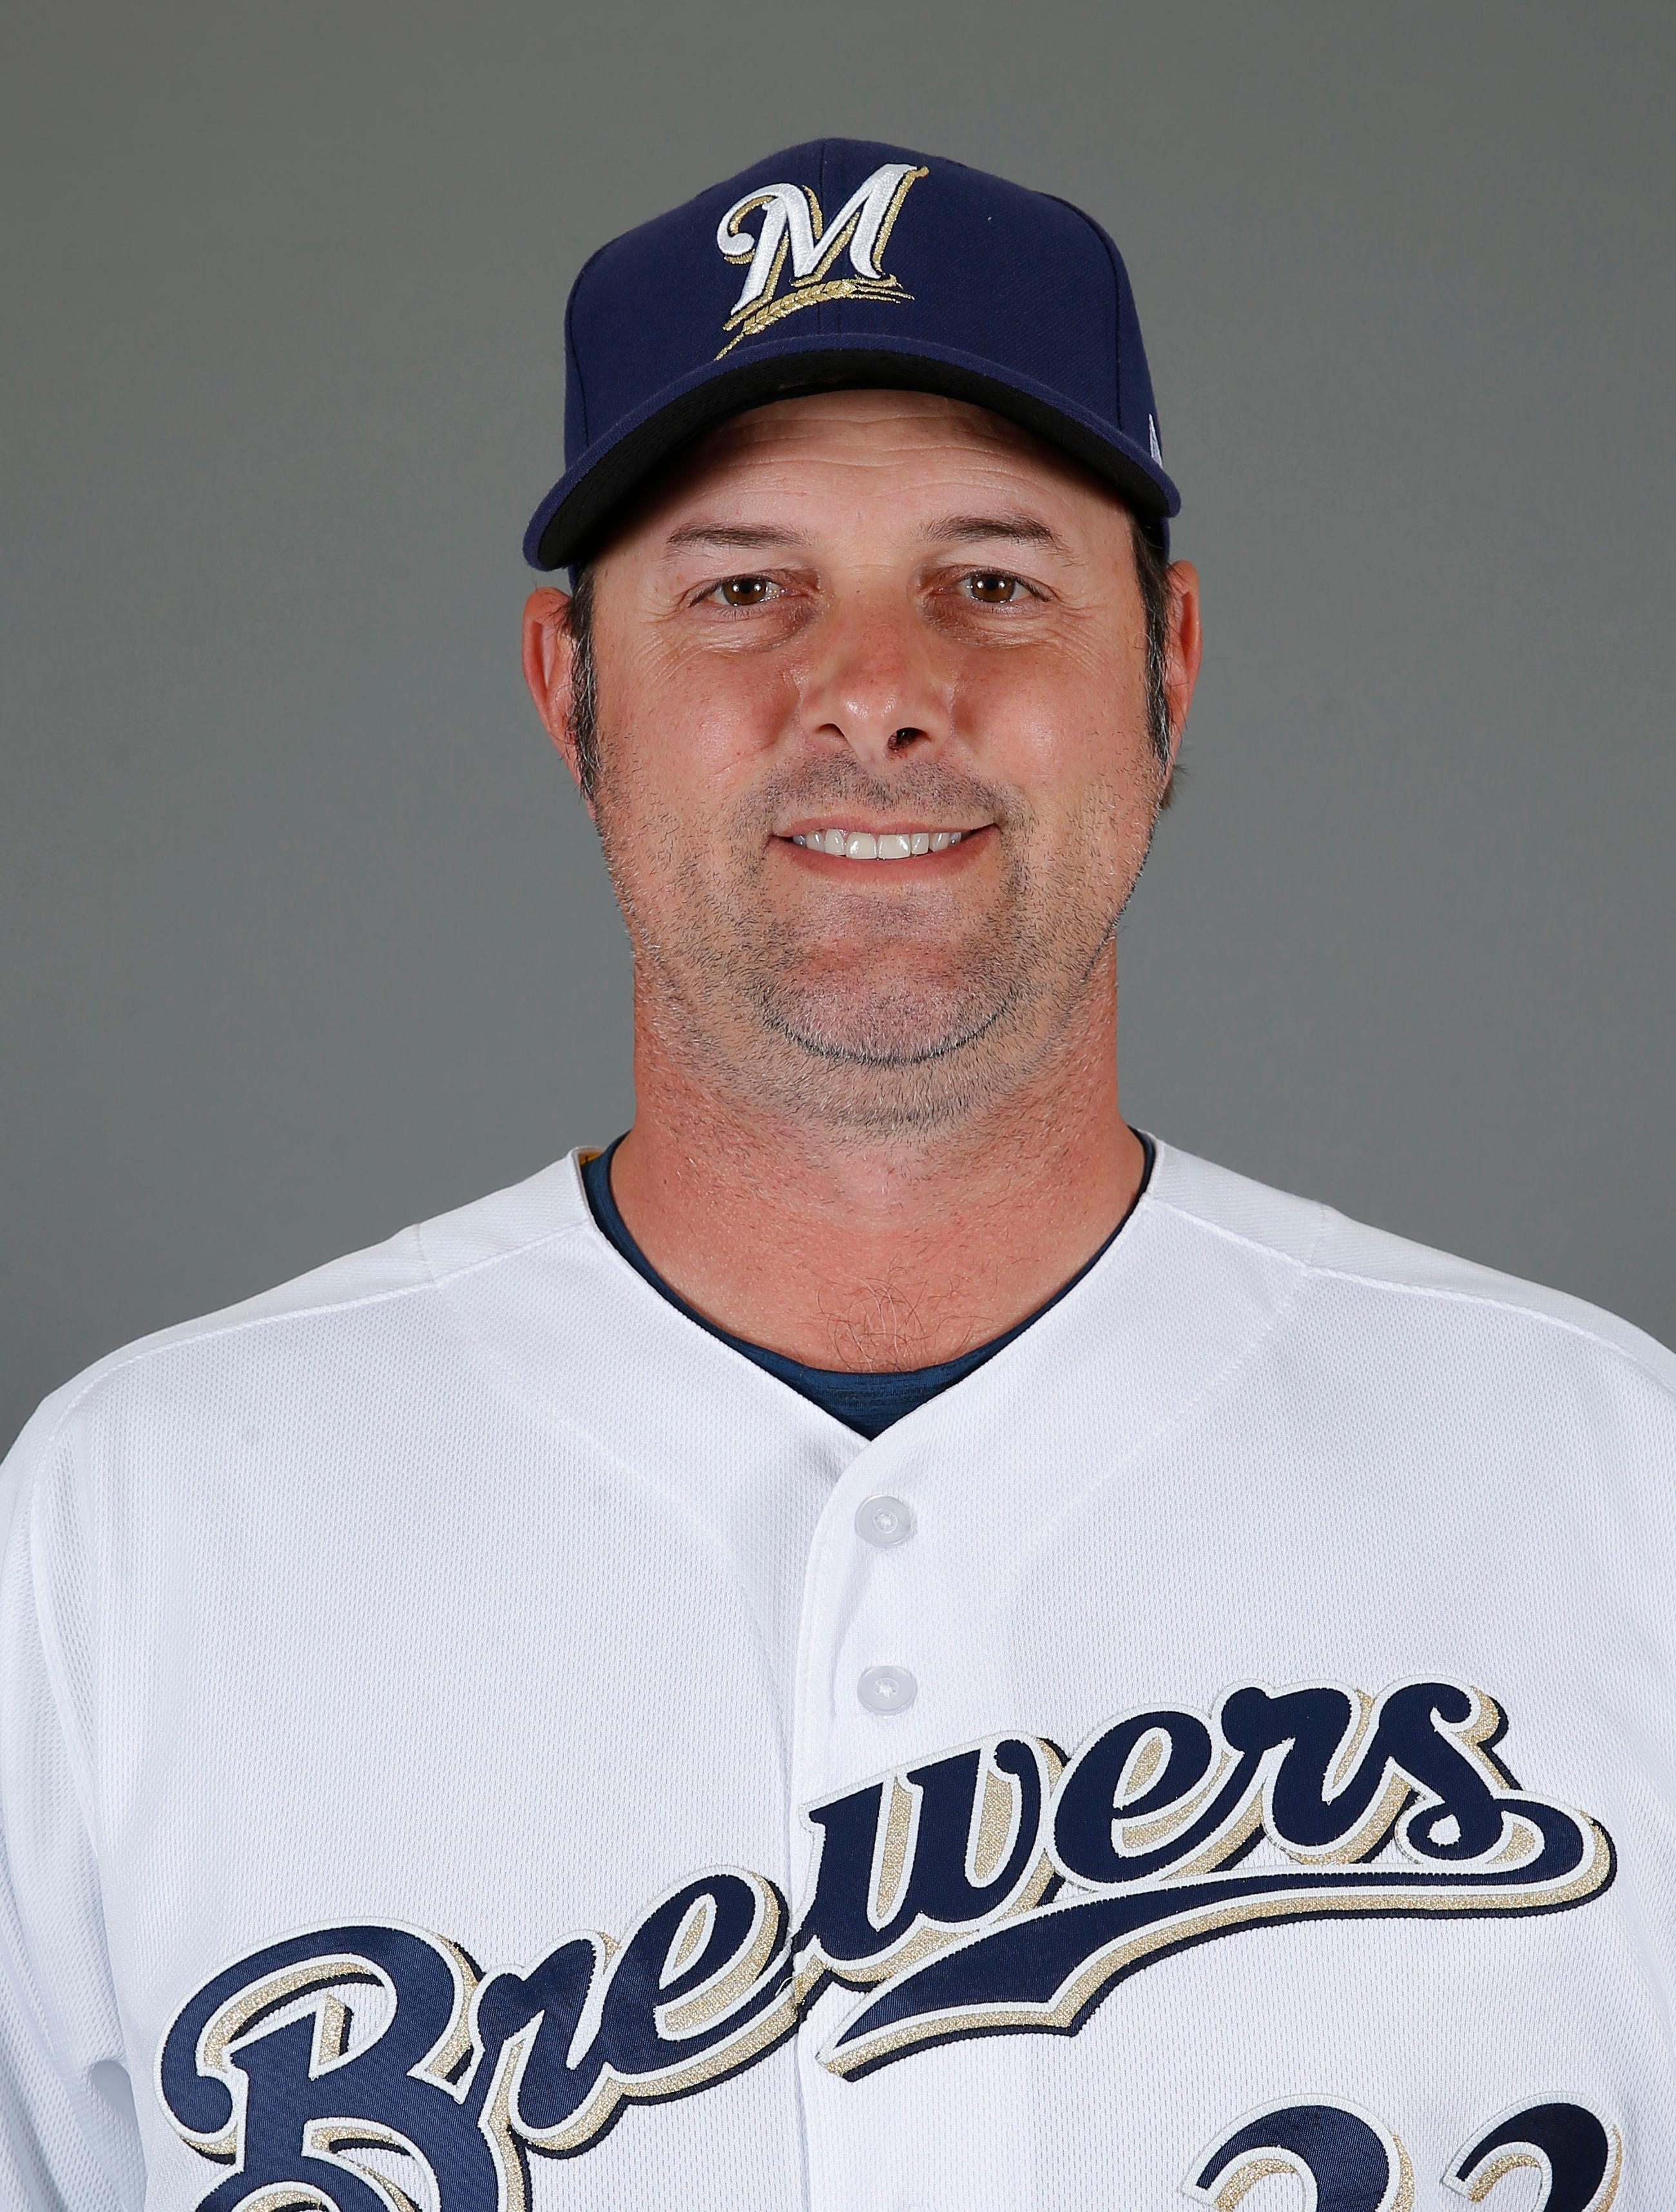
[523, 138, 1180, 570]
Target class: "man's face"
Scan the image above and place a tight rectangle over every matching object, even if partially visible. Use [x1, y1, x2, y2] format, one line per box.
[526, 389, 1199, 1135]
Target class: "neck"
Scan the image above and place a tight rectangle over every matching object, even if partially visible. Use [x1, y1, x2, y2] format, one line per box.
[605, 953, 1144, 1372]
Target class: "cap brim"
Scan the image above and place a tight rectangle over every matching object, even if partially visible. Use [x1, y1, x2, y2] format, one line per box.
[524, 336, 1180, 571]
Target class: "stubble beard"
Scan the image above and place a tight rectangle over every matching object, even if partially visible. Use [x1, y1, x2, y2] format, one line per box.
[594, 760, 1158, 1141]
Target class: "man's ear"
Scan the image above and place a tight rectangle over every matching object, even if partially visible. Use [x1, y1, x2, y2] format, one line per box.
[521, 587, 590, 803]
[1161, 559, 1202, 781]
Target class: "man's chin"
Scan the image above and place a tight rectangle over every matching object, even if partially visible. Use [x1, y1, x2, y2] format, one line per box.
[758, 981, 1014, 1071]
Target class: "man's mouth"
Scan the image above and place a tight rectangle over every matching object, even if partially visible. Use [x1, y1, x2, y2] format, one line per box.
[785, 826, 979, 860]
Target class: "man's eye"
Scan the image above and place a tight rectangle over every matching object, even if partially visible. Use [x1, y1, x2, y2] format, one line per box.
[963, 572, 1026, 605]
[711, 576, 776, 607]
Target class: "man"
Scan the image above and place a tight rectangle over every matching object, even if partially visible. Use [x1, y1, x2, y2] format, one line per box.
[2, 138, 1670, 2212]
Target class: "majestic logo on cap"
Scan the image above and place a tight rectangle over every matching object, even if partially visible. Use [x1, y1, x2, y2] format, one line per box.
[714, 160, 927, 356]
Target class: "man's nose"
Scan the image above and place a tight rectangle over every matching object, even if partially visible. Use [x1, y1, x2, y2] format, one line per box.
[793, 590, 951, 765]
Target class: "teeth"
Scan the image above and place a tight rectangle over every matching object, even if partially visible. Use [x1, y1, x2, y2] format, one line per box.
[796, 831, 977, 862]
[793, 827, 973, 860]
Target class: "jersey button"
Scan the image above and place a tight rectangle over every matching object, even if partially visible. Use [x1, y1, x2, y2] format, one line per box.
[858, 1665, 917, 1714]
[855, 1494, 916, 1547]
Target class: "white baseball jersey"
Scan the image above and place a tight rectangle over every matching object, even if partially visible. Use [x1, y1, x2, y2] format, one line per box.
[3, 1140, 1672, 2211]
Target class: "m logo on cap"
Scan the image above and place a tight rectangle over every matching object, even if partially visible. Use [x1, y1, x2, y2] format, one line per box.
[714, 161, 927, 355]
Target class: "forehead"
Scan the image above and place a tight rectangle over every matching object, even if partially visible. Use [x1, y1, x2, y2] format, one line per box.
[615, 387, 1126, 543]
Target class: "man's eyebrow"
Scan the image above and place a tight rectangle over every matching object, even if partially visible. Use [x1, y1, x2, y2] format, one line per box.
[660, 513, 1072, 556]
[663, 521, 811, 553]
[921, 513, 1071, 555]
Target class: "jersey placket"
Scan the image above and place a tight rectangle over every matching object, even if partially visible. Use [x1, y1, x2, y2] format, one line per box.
[785, 1388, 1058, 2212]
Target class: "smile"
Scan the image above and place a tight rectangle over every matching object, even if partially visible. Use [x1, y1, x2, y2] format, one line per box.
[789, 828, 973, 860]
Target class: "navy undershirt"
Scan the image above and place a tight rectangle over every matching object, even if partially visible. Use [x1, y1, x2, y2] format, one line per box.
[580, 1133, 1155, 1439]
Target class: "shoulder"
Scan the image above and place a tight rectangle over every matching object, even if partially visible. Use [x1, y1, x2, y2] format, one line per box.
[2, 1152, 600, 1487]
[1146, 1140, 1676, 1407]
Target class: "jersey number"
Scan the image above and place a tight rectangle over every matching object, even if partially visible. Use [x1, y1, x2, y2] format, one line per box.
[1188, 2097, 1619, 2211]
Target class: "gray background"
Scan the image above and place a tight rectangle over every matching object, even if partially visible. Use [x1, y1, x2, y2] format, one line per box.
[5, 3, 1673, 1450]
